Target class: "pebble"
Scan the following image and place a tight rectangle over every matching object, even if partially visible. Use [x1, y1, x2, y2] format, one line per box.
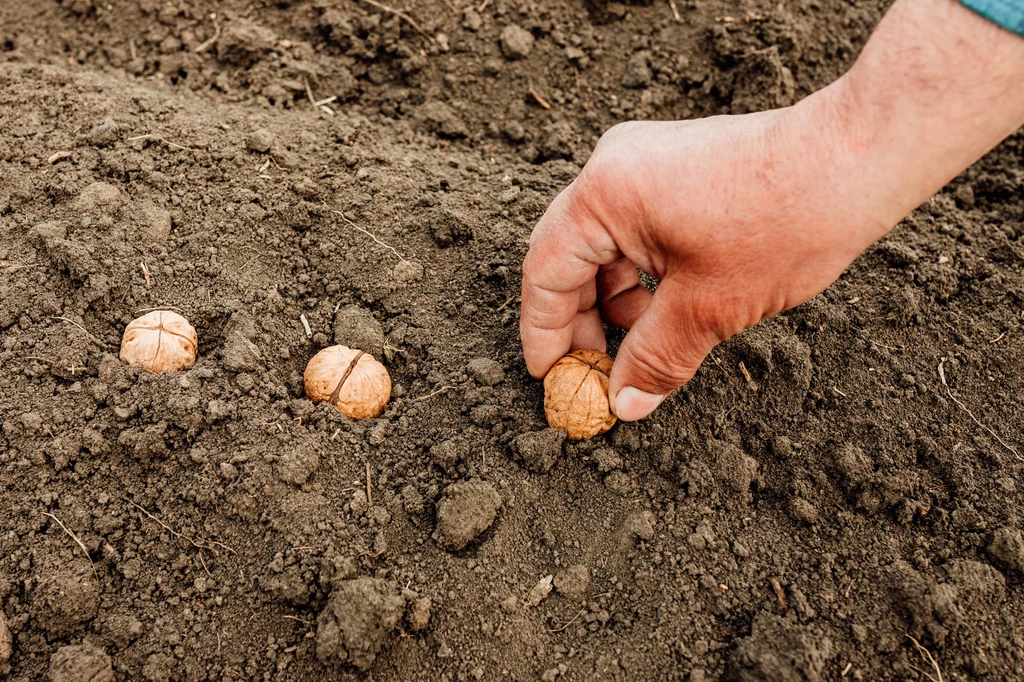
[434, 480, 502, 550]
[246, 128, 275, 153]
[49, 643, 113, 682]
[500, 24, 534, 59]
[788, 497, 820, 525]
[988, 526, 1024, 572]
[467, 358, 505, 386]
[333, 304, 385, 359]
[0, 609, 10, 663]
[350, 489, 369, 517]
[591, 448, 622, 473]
[621, 52, 652, 88]
[514, 429, 565, 473]
[394, 259, 424, 284]
[408, 596, 432, 631]
[554, 564, 590, 599]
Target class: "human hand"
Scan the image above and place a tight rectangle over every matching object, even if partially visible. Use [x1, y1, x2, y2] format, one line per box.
[520, 0, 1024, 422]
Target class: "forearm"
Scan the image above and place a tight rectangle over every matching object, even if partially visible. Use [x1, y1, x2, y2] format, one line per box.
[800, 0, 1024, 244]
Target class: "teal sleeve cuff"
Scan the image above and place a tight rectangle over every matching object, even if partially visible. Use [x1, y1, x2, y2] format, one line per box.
[959, 0, 1024, 37]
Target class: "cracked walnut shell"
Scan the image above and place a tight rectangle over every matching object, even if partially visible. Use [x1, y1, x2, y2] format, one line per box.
[304, 345, 391, 419]
[543, 349, 617, 440]
[120, 310, 198, 373]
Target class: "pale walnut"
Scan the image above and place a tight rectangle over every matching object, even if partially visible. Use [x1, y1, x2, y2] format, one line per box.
[120, 310, 198, 373]
[543, 349, 617, 441]
[304, 345, 391, 419]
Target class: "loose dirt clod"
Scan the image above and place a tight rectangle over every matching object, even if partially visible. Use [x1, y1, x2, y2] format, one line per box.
[316, 577, 405, 670]
[543, 350, 617, 440]
[304, 345, 391, 419]
[0, 610, 11, 664]
[119, 310, 198, 373]
[434, 480, 502, 550]
[48, 642, 114, 682]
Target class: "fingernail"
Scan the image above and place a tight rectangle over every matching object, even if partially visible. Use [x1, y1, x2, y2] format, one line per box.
[611, 387, 665, 421]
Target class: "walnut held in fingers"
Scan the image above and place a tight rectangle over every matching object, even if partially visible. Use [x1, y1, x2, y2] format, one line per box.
[543, 349, 617, 441]
[120, 310, 198, 373]
[304, 345, 391, 419]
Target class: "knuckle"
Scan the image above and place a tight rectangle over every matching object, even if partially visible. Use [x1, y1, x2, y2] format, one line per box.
[618, 341, 695, 392]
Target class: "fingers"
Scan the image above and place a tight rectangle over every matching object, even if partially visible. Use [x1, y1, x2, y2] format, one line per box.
[597, 258, 653, 330]
[608, 278, 720, 421]
[520, 186, 620, 378]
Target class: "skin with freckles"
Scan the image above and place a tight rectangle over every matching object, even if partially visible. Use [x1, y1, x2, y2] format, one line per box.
[520, 0, 1024, 422]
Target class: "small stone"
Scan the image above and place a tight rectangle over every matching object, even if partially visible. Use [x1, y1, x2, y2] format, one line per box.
[591, 448, 622, 473]
[514, 429, 566, 473]
[500, 24, 534, 59]
[277, 448, 320, 486]
[136, 202, 172, 246]
[787, 498, 820, 524]
[142, 653, 174, 682]
[621, 52, 652, 88]
[333, 304, 385, 359]
[467, 358, 505, 386]
[988, 526, 1024, 572]
[28, 221, 67, 246]
[73, 182, 122, 216]
[316, 577, 405, 671]
[350, 489, 369, 517]
[85, 117, 120, 147]
[554, 564, 590, 599]
[394, 260, 424, 284]
[246, 128, 275, 153]
[463, 8, 482, 30]
[219, 462, 239, 480]
[418, 101, 469, 138]
[0, 609, 11, 663]
[49, 643, 113, 682]
[604, 470, 634, 496]
[431, 437, 469, 471]
[434, 480, 502, 550]
[221, 332, 262, 373]
[624, 510, 656, 542]
[407, 597, 431, 631]
[401, 485, 425, 516]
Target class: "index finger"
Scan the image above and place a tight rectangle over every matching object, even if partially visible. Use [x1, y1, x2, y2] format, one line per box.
[520, 184, 621, 378]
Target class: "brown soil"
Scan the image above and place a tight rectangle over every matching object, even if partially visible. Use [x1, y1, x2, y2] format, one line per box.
[2, 0, 1023, 680]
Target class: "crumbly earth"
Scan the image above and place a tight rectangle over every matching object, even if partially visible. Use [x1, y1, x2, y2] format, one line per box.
[2, 0, 1024, 680]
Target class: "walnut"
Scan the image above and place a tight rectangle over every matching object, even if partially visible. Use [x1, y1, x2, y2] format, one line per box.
[119, 310, 198, 373]
[543, 349, 617, 440]
[304, 345, 391, 419]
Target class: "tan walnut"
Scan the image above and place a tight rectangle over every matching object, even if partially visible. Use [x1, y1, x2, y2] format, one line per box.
[543, 349, 617, 440]
[304, 345, 391, 419]
[120, 310, 198, 373]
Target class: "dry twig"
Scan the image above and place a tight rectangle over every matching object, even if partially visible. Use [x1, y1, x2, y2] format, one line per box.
[366, 461, 373, 507]
[528, 87, 551, 110]
[938, 357, 1021, 461]
[355, 0, 436, 42]
[128, 501, 236, 557]
[329, 209, 409, 264]
[549, 608, 586, 633]
[126, 134, 196, 152]
[50, 316, 105, 347]
[668, 0, 681, 21]
[415, 385, 455, 401]
[48, 151, 73, 164]
[194, 13, 221, 53]
[43, 512, 97, 578]
[905, 633, 943, 682]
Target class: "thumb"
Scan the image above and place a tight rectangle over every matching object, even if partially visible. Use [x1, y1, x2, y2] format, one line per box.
[608, 278, 720, 421]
